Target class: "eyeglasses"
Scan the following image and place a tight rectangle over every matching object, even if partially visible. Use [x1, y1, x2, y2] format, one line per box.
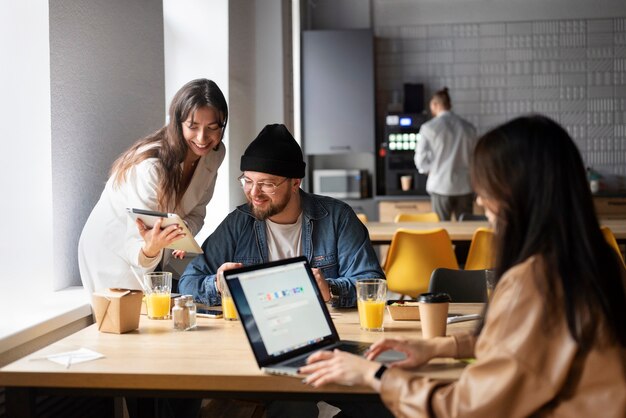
[238, 175, 288, 195]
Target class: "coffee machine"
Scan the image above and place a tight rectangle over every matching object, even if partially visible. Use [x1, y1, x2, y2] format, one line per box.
[379, 113, 430, 196]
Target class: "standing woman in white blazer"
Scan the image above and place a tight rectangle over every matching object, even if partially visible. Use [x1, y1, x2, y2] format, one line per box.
[78, 78, 228, 295]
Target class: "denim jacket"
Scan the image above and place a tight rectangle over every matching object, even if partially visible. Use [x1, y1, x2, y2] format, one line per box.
[178, 190, 384, 308]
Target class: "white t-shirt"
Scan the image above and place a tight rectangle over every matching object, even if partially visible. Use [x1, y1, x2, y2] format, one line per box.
[265, 213, 303, 261]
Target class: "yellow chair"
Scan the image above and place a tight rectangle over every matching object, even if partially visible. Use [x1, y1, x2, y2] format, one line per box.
[464, 227, 495, 270]
[356, 213, 368, 223]
[394, 212, 440, 223]
[384, 228, 459, 298]
[602, 226, 625, 266]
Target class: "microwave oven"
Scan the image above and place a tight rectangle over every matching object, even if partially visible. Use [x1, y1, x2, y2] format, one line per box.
[313, 169, 369, 199]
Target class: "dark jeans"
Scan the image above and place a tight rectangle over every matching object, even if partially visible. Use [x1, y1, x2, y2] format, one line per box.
[430, 192, 474, 221]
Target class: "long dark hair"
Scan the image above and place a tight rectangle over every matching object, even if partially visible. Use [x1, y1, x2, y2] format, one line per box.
[471, 115, 626, 349]
[110, 78, 228, 211]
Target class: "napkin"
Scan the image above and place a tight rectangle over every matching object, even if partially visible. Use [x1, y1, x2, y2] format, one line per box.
[45, 347, 105, 368]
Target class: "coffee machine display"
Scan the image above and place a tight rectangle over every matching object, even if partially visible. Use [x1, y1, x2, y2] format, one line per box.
[379, 113, 430, 196]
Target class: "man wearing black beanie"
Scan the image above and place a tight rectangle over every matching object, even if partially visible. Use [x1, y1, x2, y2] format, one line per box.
[180, 123, 383, 308]
[179, 124, 389, 418]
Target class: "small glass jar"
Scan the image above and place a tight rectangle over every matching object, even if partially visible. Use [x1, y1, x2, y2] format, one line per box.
[172, 297, 189, 331]
[183, 295, 197, 330]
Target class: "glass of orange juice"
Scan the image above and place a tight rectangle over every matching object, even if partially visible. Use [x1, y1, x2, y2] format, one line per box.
[485, 270, 496, 301]
[218, 272, 238, 321]
[356, 278, 387, 331]
[144, 272, 172, 319]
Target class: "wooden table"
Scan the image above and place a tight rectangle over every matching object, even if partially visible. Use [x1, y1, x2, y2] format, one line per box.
[0, 304, 483, 417]
[366, 221, 487, 245]
[366, 219, 626, 245]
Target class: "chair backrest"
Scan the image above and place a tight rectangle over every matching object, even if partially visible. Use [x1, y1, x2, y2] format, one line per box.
[384, 228, 459, 298]
[356, 213, 368, 223]
[464, 227, 495, 270]
[601, 226, 625, 266]
[394, 212, 440, 223]
[428, 268, 487, 303]
[458, 213, 488, 221]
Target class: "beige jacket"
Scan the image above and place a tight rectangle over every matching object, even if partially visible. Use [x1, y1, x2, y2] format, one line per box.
[380, 256, 626, 417]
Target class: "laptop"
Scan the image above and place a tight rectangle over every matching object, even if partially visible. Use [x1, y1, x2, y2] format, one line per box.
[224, 256, 404, 376]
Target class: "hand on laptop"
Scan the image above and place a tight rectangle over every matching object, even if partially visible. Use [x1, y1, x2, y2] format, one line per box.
[301, 349, 380, 390]
[216, 262, 243, 293]
[366, 336, 456, 369]
[311, 268, 331, 302]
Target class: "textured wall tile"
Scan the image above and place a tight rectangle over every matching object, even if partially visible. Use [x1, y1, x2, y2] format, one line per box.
[454, 50, 480, 63]
[454, 37, 480, 49]
[588, 19, 613, 33]
[507, 22, 533, 35]
[374, 17, 626, 174]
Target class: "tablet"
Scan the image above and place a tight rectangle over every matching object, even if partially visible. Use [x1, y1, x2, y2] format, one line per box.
[126, 208, 203, 254]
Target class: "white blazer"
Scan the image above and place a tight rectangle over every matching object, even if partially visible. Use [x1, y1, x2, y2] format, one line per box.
[78, 143, 225, 295]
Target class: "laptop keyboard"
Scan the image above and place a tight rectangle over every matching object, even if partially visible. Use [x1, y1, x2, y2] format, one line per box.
[282, 357, 309, 368]
[335, 342, 371, 355]
[280, 342, 371, 369]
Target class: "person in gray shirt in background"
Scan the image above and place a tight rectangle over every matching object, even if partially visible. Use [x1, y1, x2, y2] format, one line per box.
[414, 87, 478, 221]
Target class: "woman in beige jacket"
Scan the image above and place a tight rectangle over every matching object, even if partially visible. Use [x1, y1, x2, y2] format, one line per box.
[301, 115, 626, 417]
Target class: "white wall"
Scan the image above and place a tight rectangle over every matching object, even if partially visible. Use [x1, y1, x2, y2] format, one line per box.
[0, 0, 52, 292]
[49, 0, 165, 289]
[229, 0, 257, 209]
[255, 0, 287, 129]
[163, 0, 229, 243]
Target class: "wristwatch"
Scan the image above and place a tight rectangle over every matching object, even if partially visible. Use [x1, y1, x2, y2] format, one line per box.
[327, 280, 340, 303]
[374, 364, 388, 380]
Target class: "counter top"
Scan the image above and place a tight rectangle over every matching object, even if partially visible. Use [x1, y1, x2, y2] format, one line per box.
[374, 194, 430, 201]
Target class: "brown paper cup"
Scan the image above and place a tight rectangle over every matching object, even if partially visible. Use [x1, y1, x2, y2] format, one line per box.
[418, 292, 451, 338]
[400, 175, 412, 191]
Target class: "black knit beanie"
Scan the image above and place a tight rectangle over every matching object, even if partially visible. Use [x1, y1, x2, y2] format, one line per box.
[240, 124, 306, 178]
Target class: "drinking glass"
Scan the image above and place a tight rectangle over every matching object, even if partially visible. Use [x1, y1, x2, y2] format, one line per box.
[485, 270, 496, 301]
[219, 272, 238, 321]
[356, 279, 387, 331]
[144, 272, 172, 320]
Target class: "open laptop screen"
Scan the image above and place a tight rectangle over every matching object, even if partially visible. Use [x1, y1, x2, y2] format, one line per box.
[225, 257, 339, 366]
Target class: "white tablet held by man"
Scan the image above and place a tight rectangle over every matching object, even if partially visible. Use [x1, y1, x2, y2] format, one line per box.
[126, 208, 203, 254]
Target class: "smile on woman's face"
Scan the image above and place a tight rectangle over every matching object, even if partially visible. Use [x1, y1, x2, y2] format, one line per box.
[182, 106, 223, 158]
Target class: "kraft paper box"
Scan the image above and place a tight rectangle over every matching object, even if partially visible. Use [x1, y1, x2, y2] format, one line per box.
[92, 288, 143, 334]
[387, 300, 421, 321]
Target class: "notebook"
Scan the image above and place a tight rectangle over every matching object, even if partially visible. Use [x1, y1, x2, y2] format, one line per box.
[223, 256, 404, 376]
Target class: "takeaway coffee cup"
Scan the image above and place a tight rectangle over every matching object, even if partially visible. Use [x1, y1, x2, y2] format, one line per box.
[418, 292, 451, 338]
[400, 175, 413, 191]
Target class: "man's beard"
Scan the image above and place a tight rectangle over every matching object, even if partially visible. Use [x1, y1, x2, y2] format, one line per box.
[248, 194, 290, 220]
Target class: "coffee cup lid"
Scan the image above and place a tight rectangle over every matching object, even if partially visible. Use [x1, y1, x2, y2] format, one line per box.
[418, 292, 451, 303]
